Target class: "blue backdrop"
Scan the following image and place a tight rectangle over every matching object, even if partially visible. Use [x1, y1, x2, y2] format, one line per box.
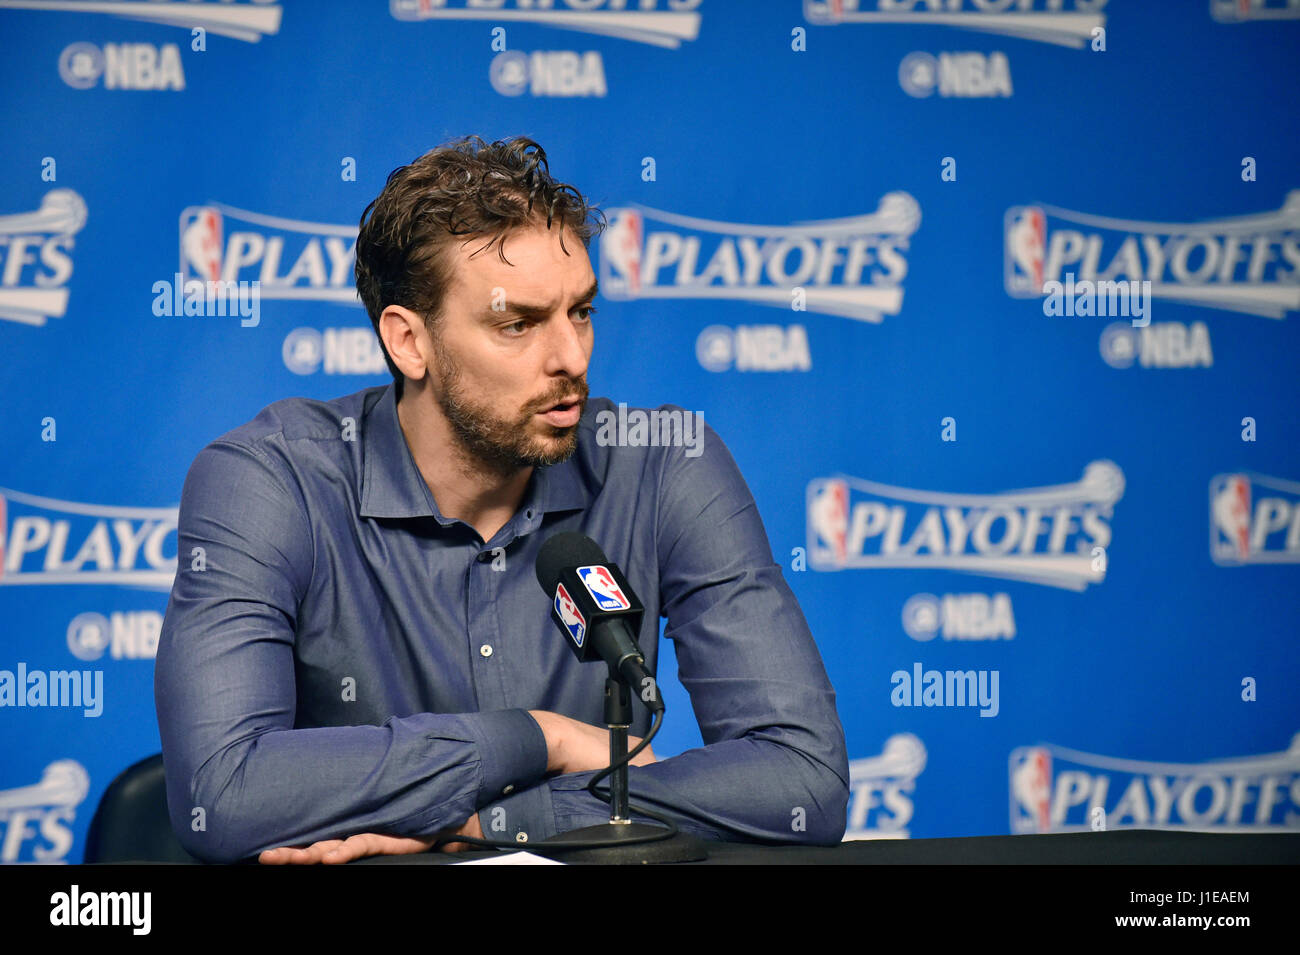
[2, 0, 1298, 862]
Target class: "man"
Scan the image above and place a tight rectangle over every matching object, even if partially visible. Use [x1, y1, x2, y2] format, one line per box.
[154, 135, 848, 864]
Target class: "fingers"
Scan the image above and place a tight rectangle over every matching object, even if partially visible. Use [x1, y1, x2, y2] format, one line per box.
[320, 834, 376, 864]
[260, 837, 362, 865]
[328, 833, 436, 861]
[259, 840, 345, 865]
[258, 833, 435, 865]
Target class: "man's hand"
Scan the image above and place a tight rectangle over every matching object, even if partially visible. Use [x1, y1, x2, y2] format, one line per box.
[257, 714, 657, 864]
[258, 813, 484, 864]
[528, 710, 657, 775]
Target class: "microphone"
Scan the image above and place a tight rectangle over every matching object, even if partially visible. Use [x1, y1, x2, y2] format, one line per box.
[534, 532, 663, 713]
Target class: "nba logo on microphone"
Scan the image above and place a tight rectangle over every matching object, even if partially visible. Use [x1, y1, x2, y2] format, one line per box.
[577, 565, 631, 611]
[554, 583, 586, 647]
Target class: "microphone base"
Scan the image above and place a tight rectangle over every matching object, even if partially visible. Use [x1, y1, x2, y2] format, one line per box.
[535, 823, 709, 864]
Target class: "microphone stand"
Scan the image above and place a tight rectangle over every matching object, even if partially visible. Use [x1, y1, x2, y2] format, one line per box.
[535, 671, 707, 864]
[606, 677, 633, 823]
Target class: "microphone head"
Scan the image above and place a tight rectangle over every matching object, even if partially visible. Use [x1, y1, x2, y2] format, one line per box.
[535, 531, 608, 594]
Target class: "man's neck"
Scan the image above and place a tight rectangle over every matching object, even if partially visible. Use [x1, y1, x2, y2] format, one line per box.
[396, 384, 532, 544]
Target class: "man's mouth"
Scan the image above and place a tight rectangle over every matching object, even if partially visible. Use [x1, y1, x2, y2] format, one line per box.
[537, 396, 583, 428]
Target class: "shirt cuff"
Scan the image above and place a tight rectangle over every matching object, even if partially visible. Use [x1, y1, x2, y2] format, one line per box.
[480, 770, 651, 847]
[478, 775, 559, 846]
[461, 708, 549, 808]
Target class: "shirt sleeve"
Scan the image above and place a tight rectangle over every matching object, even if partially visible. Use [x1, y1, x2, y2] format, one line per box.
[479, 418, 850, 846]
[154, 438, 549, 864]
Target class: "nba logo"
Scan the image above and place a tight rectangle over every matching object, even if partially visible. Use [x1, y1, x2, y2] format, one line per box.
[180, 206, 223, 282]
[554, 583, 586, 647]
[1005, 205, 1046, 296]
[577, 565, 631, 611]
[1011, 747, 1052, 834]
[809, 479, 849, 566]
[1211, 474, 1252, 562]
[601, 209, 643, 296]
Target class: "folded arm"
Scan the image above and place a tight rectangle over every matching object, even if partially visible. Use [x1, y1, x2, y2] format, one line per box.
[154, 440, 549, 864]
[481, 423, 850, 845]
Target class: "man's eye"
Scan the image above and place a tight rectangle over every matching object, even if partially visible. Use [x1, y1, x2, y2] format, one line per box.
[575, 306, 597, 322]
[503, 320, 530, 335]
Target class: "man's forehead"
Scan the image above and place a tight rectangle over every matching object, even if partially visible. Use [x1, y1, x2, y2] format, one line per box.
[449, 224, 594, 299]
[457, 222, 585, 266]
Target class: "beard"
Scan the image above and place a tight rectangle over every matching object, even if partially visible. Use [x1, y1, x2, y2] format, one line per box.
[431, 337, 588, 478]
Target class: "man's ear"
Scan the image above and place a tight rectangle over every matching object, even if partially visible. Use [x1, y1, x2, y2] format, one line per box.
[379, 305, 430, 382]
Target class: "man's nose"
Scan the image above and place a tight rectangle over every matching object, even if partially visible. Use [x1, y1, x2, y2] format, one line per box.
[542, 314, 590, 380]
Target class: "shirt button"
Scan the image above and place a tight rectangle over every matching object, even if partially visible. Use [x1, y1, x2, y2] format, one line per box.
[503, 784, 514, 795]
[479, 644, 493, 657]
[477, 551, 492, 563]
[515, 832, 529, 843]
[525, 509, 534, 520]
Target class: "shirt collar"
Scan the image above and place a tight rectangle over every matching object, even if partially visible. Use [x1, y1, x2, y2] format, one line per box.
[360, 382, 594, 523]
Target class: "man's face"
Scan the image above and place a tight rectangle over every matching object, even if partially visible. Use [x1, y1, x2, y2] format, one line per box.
[423, 221, 596, 475]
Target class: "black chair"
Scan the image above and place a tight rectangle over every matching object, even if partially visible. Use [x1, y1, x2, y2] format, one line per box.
[83, 753, 204, 864]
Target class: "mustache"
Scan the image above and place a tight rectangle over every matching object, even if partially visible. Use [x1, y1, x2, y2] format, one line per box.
[525, 377, 589, 416]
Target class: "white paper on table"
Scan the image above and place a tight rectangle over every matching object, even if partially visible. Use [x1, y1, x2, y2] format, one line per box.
[453, 851, 566, 865]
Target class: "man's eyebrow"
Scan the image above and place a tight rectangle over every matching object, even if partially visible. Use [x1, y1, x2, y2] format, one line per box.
[487, 278, 599, 317]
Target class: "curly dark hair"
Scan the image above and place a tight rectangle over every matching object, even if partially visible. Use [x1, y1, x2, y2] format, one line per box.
[354, 135, 607, 382]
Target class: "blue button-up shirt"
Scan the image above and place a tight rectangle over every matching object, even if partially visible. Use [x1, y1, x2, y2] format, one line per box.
[154, 383, 848, 862]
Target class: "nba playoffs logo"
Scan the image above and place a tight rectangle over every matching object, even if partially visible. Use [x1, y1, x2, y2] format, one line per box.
[554, 583, 586, 647]
[1211, 472, 1300, 565]
[178, 203, 359, 304]
[0, 190, 85, 327]
[1212, 0, 1300, 22]
[844, 733, 926, 840]
[808, 461, 1124, 590]
[15, 1, 283, 42]
[0, 760, 90, 863]
[600, 194, 920, 323]
[1005, 192, 1300, 320]
[391, 0, 702, 48]
[0, 488, 177, 589]
[1010, 735, 1300, 833]
[577, 565, 631, 611]
[804, 0, 1107, 48]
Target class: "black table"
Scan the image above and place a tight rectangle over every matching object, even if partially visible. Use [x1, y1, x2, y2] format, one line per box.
[353, 829, 1300, 864]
